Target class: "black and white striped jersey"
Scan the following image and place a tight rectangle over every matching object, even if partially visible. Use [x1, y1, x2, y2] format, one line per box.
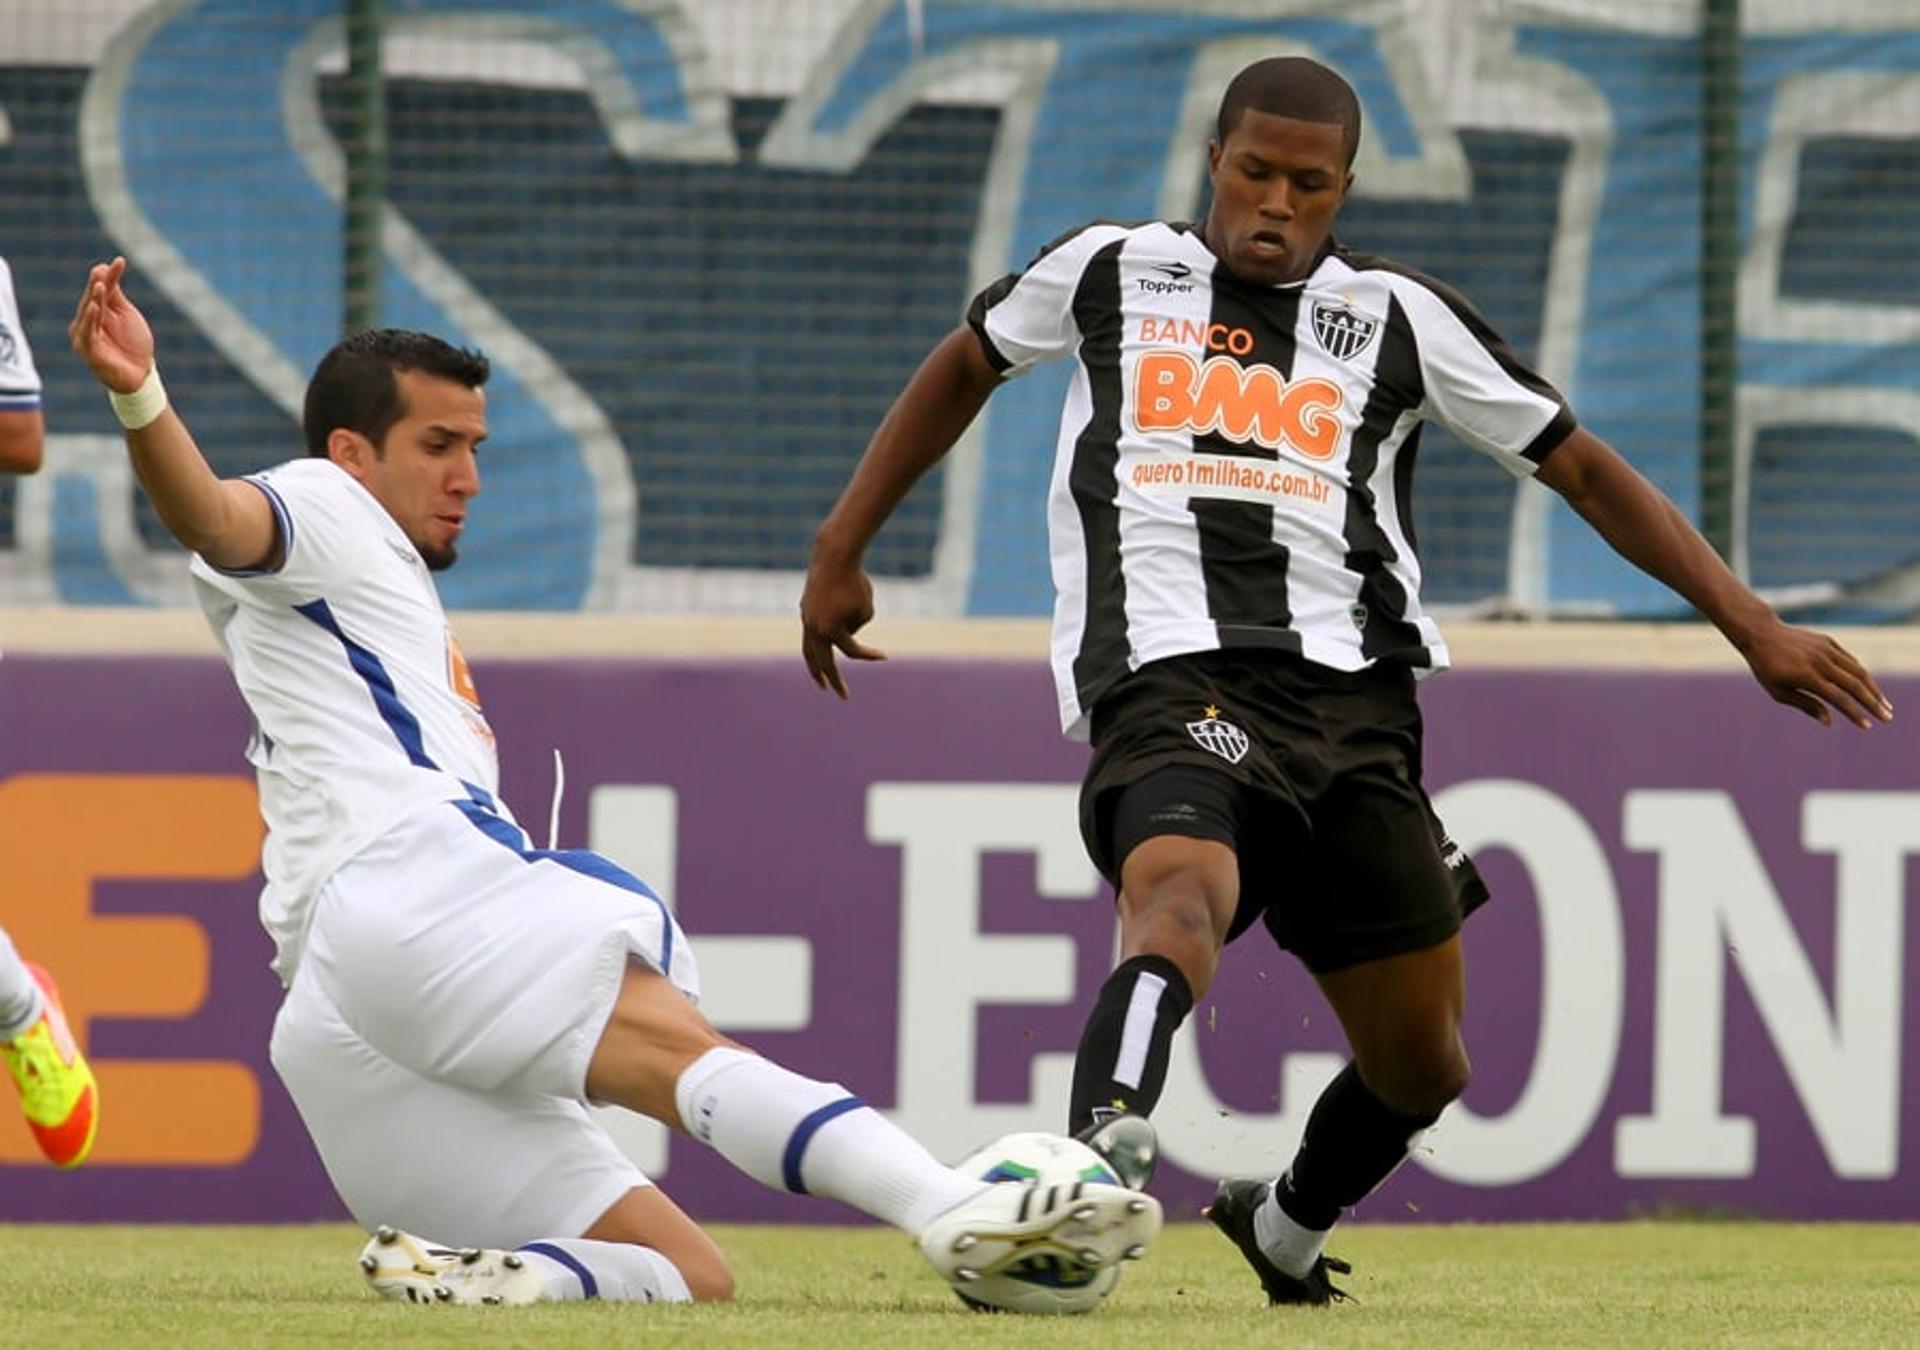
[966, 220, 1574, 739]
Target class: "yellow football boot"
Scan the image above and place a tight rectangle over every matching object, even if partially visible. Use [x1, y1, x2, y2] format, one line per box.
[1, 962, 98, 1168]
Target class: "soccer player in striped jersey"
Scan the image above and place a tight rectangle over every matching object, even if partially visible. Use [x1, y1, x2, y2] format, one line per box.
[69, 257, 1159, 1309]
[802, 56, 1891, 1306]
[0, 255, 100, 1169]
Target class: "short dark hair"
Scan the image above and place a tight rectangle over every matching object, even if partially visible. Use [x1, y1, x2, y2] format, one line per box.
[303, 328, 490, 457]
[1214, 56, 1362, 166]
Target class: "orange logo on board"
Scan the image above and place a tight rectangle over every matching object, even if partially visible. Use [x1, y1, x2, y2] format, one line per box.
[1133, 351, 1345, 460]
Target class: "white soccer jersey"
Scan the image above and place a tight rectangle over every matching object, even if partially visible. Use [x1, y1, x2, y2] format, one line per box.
[968, 221, 1575, 738]
[0, 257, 41, 412]
[189, 458, 504, 982]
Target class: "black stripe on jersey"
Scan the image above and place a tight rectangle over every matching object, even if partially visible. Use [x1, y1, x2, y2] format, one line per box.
[1191, 277, 1302, 651]
[1337, 244, 1573, 462]
[1068, 239, 1132, 712]
[1344, 294, 1429, 664]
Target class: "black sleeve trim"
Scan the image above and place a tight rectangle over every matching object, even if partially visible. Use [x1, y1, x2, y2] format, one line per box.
[965, 274, 1018, 373]
[1522, 407, 1578, 464]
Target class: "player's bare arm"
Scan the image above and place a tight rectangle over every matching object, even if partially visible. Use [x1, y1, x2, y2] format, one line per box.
[1535, 425, 1891, 729]
[801, 323, 1001, 697]
[0, 408, 44, 474]
[69, 257, 278, 572]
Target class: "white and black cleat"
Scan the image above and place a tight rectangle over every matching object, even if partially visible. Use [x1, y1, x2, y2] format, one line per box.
[918, 1178, 1164, 1287]
[356, 1226, 544, 1306]
[1075, 1113, 1160, 1191]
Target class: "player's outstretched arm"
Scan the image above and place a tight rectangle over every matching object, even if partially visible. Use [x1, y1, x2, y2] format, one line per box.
[68, 257, 278, 572]
[0, 408, 43, 475]
[0, 259, 44, 473]
[1535, 425, 1892, 729]
[801, 324, 1001, 698]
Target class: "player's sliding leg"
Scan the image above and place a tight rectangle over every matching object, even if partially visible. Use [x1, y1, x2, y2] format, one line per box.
[272, 937, 726, 1308]
[358, 1223, 699, 1306]
[593, 964, 1162, 1285]
[354, 1172, 726, 1307]
[0, 927, 98, 1168]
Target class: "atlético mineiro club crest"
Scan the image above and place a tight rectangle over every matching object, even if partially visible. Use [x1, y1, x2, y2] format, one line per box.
[1187, 705, 1250, 765]
[1311, 300, 1379, 362]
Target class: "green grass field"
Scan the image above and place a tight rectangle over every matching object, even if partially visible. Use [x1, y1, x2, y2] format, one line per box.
[5, 1221, 1915, 1348]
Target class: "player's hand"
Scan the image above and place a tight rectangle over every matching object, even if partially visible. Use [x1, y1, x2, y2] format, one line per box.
[800, 554, 886, 699]
[1737, 618, 1892, 729]
[69, 256, 155, 394]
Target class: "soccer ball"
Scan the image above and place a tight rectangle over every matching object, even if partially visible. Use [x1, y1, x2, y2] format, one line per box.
[947, 1131, 1127, 1315]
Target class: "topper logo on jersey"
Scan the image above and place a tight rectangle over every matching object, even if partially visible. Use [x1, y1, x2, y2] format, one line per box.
[1133, 352, 1345, 460]
[1310, 301, 1380, 362]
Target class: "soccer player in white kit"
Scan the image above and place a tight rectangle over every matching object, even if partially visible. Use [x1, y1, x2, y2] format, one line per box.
[0, 254, 100, 1169]
[69, 256, 1161, 1308]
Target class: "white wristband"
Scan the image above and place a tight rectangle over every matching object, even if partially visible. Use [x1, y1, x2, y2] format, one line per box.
[108, 364, 168, 430]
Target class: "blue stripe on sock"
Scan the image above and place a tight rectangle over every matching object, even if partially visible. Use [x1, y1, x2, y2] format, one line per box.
[518, 1241, 598, 1300]
[781, 1095, 866, 1195]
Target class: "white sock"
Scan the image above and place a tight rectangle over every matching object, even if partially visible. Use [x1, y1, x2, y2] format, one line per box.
[673, 1047, 986, 1235]
[0, 929, 43, 1040]
[514, 1238, 692, 1303]
[1253, 1172, 1331, 1278]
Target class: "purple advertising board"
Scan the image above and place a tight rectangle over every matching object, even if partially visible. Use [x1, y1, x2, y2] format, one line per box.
[1, 652, 1915, 1224]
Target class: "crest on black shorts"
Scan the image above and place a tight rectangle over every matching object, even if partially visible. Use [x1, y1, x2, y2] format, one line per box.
[1311, 300, 1379, 362]
[1187, 704, 1249, 765]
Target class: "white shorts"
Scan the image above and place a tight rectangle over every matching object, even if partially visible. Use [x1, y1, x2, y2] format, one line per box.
[269, 798, 699, 1245]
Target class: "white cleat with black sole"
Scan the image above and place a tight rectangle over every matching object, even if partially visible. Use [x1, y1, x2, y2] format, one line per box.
[918, 1179, 1163, 1290]
[357, 1225, 545, 1306]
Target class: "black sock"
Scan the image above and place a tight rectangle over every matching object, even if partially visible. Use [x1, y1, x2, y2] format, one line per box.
[1067, 954, 1194, 1133]
[1277, 1061, 1439, 1230]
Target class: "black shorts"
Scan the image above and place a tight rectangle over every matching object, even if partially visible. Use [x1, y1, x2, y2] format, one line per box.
[1079, 648, 1490, 974]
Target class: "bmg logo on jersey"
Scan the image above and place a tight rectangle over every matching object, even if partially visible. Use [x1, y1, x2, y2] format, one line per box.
[1132, 350, 1346, 460]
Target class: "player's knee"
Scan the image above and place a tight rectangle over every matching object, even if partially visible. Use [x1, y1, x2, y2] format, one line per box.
[677, 1248, 735, 1302]
[1361, 1035, 1470, 1116]
[1121, 857, 1231, 946]
[1142, 890, 1217, 946]
[1121, 895, 1221, 995]
[1392, 1051, 1470, 1116]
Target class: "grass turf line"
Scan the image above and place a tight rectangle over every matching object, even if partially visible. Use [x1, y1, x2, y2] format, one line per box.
[0, 1221, 1914, 1348]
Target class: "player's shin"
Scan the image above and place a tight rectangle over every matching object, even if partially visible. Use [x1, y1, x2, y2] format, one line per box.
[1067, 954, 1194, 1133]
[672, 1047, 983, 1235]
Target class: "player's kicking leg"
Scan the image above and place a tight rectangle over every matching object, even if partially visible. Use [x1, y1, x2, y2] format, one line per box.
[591, 963, 1162, 1293]
[0, 931, 98, 1168]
